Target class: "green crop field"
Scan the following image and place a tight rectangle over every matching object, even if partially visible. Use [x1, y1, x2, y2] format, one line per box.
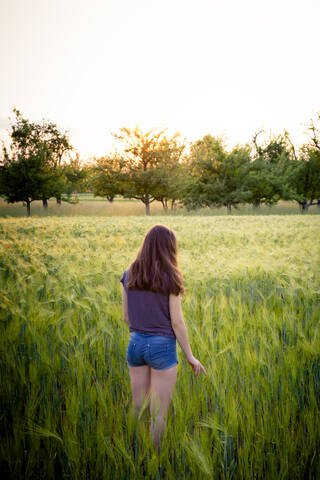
[0, 215, 319, 479]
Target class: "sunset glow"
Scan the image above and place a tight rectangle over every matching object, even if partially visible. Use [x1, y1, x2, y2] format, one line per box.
[0, 0, 319, 161]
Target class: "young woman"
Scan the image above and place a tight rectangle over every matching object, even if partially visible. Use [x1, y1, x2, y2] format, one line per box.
[120, 224, 207, 450]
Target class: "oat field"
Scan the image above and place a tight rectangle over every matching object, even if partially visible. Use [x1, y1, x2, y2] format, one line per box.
[0, 215, 319, 479]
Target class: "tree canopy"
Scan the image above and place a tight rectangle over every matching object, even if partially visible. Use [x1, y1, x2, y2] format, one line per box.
[0, 108, 75, 215]
[111, 126, 185, 214]
[180, 135, 253, 213]
[1, 107, 320, 216]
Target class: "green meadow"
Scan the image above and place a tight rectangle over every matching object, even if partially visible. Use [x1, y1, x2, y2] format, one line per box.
[0, 215, 319, 479]
[1, 197, 320, 218]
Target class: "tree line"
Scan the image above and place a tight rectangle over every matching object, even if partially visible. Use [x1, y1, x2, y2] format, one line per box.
[1, 107, 320, 216]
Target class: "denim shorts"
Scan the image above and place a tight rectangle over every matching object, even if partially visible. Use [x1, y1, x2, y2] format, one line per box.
[126, 331, 178, 370]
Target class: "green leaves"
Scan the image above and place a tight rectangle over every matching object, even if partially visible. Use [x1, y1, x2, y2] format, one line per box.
[181, 134, 253, 212]
[106, 126, 186, 213]
[0, 108, 74, 216]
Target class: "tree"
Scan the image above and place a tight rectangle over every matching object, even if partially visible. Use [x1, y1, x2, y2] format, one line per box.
[178, 135, 225, 210]
[63, 153, 89, 195]
[40, 120, 74, 205]
[89, 154, 126, 202]
[248, 129, 296, 208]
[288, 148, 320, 212]
[291, 149, 320, 213]
[151, 161, 186, 212]
[0, 147, 51, 216]
[146, 135, 185, 211]
[286, 111, 320, 212]
[305, 110, 320, 151]
[0, 108, 74, 211]
[181, 134, 253, 213]
[112, 126, 184, 215]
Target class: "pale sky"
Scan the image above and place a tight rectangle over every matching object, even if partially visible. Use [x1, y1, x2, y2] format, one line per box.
[0, 0, 319, 161]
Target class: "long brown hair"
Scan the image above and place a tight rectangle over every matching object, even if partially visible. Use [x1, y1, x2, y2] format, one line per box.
[127, 224, 185, 296]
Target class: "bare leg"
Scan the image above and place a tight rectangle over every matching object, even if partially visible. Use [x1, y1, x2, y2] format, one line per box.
[128, 365, 151, 419]
[150, 365, 178, 452]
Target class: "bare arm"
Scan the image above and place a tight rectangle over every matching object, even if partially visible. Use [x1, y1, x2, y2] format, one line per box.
[121, 285, 130, 329]
[169, 293, 193, 360]
[169, 293, 207, 376]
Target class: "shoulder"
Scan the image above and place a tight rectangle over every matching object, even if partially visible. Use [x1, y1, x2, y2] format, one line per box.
[120, 268, 129, 286]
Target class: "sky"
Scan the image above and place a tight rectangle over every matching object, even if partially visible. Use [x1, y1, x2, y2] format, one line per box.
[0, 0, 319, 162]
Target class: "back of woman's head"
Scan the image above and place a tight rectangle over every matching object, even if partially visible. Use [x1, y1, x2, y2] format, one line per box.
[127, 224, 185, 295]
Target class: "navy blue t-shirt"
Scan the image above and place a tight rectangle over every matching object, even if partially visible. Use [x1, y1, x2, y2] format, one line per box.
[120, 269, 176, 339]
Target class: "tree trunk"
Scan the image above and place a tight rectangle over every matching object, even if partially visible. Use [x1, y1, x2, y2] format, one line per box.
[317, 199, 320, 208]
[252, 199, 260, 209]
[301, 201, 309, 213]
[171, 199, 175, 210]
[226, 203, 232, 214]
[56, 197, 62, 205]
[42, 198, 48, 208]
[26, 199, 31, 217]
[145, 196, 150, 215]
[161, 199, 168, 212]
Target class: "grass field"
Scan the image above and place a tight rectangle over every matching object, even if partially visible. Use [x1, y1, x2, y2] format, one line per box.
[1, 196, 320, 217]
[0, 215, 319, 479]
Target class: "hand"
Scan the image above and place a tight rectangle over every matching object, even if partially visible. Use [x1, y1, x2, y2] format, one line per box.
[187, 355, 207, 377]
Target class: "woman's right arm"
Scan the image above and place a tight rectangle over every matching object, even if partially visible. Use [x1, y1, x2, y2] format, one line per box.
[169, 293, 207, 377]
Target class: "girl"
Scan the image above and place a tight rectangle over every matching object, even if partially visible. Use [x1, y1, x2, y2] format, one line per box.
[120, 224, 207, 450]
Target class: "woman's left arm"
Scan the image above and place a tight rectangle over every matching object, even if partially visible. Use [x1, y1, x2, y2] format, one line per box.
[121, 285, 130, 328]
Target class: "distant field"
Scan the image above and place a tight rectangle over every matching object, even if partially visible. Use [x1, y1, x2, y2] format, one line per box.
[0, 215, 319, 479]
[0, 195, 319, 217]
